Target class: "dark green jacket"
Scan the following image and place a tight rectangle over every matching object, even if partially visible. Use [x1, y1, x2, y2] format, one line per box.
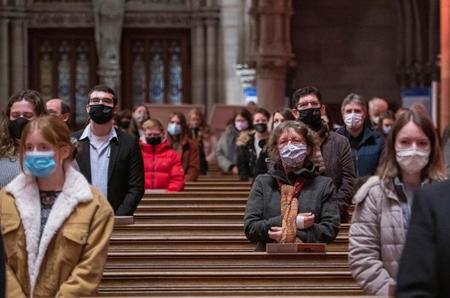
[244, 164, 340, 251]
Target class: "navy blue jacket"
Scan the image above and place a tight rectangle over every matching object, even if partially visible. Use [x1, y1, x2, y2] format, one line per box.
[336, 125, 384, 177]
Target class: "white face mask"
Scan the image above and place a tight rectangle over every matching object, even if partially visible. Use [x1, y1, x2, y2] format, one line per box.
[280, 143, 307, 168]
[344, 113, 363, 129]
[396, 147, 430, 174]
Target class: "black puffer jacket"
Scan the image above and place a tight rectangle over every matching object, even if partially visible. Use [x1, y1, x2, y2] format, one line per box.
[244, 163, 340, 251]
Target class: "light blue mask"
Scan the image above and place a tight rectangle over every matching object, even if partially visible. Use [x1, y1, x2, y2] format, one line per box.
[24, 151, 57, 177]
[167, 123, 182, 136]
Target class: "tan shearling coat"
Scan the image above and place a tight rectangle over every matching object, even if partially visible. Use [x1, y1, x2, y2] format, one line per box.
[348, 176, 405, 296]
[0, 165, 114, 297]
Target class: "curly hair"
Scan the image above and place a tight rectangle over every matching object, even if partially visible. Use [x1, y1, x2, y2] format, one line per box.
[0, 112, 17, 158]
[267, 120, 324, 172]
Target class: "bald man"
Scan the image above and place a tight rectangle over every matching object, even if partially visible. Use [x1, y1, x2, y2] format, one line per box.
[46, 98, 71, 124]
[368, 97, 388, 129]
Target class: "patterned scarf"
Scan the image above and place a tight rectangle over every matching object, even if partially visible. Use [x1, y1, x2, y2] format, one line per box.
[278, 178, 304, 243]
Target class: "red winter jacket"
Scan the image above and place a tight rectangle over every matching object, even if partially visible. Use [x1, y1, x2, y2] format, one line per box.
[140, 140, 185, 191]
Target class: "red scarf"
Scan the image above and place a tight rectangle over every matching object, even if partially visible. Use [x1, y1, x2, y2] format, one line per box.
[277, 178, 304, 243]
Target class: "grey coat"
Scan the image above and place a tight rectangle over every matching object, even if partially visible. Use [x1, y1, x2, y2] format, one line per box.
[216, 125, 240, 172]
[244, 164, 340, 251]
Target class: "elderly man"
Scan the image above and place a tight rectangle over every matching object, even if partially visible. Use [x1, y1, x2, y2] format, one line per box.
[46, 98, 71, 124]
[368, 97, 389, 129]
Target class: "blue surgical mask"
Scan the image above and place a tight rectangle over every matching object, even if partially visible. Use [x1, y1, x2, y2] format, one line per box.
[24, 151, 57, 177]
[168, 123, 182, 136]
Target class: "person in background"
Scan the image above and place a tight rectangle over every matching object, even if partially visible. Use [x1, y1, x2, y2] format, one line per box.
[202, 125, 218, 166]
[254, 108, 296, 177]
[187, 108, 208, 175]
[129, 104, 151, 138]
[349, 109, 446, 296]
[0, 116, 114, 297]
[377, 110, 395, 137]
[73, 85, 144, 215]
[216, 108, 253, 174]
[0, 90, 47, 188]
[270, 107, 296, 131]
[368, 97, 389, 129]
[114, 109, 133, 132]
[396, 179, 450, 297]
[292, 86, 355, 222]
[140, 118, 184, 191]
[167, 111, 200, 181]
[395, 107, 409, 119]
[237, 108, 270, 181]
[244, 121, 340, 251]
[337, 93, 384, 181]
[46, 98, 71, 126]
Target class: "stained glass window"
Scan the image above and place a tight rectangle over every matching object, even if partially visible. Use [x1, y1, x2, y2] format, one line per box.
[57, 41, 71, 105]
[75, 41, 90, 125]
[149, 42, 164, 103]
[39, 41, 53, 101]
[132, 42, 145, 104]
[168, 41, 182, 104]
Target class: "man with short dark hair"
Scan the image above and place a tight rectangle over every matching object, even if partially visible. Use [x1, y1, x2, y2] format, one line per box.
[72, 85, 144, 215]
[46, 98, 71, 124]
[291, 86, 356, 222]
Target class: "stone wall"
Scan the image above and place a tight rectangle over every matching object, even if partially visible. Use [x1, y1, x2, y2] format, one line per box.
[291, 0, 400, 122]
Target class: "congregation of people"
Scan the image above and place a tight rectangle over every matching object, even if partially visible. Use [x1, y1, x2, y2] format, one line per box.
[0, 84, 450, 296]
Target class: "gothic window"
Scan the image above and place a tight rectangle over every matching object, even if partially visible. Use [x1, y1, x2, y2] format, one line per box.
[30, 29, 97, 128]
[122, 29, 190, 108]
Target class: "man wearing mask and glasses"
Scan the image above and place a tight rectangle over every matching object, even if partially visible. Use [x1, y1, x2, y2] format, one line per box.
[291, 86, 355, 223]
[72, 85, 144, 215]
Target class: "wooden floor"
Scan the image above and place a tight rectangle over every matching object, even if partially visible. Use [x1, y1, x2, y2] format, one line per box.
[99, 170, 363, 297]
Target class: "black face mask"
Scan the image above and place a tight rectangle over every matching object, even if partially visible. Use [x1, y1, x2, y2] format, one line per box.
[89, 104, 113, 124]
[146, 136, 162, 146]
[298, 107, 322, 131]
[254, 123, 268, 133]
[8, 117, 29, 140]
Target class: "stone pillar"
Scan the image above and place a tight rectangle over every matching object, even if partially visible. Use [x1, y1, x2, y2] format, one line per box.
[205, 18, 218, 113]
[255, 0, 294, 113]
[191, 17, 205, 105]
[0, 18, 9, 107]
[11, 18, 25, 93]
[441, 0, 450, 132]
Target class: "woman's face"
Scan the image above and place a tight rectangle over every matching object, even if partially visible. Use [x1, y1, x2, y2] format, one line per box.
[189, 114, 201, 128]
[272, 112, 285, 128]
[253, 113, 268, 125]
[395, 121, 430, 151]
[24, 130, 68, 167]
[10, 100, 36, 121]
[169, 115, 181, 125]
[144, 127, 163, 139]
[277, 129, 306, 150]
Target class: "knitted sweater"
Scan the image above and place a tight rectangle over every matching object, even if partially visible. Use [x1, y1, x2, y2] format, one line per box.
[0, 157, 21, 188]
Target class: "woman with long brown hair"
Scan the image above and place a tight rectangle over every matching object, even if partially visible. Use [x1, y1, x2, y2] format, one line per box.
[167, 111, 200, 181]
[349, 108, 447, 296]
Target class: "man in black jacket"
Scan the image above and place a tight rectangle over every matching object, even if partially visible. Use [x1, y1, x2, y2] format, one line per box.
[73, 85, 144, 215]
[291, 86, 355, 222]
[396, 180, 450, 298]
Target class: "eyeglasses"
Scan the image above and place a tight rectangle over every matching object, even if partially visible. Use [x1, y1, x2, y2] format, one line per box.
[296, 101, 320, 110]
[89, 97, 114, 105]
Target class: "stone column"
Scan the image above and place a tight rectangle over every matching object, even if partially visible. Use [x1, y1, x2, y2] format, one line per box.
[0, 18, 9, 107]
[191, 17, 205, 105]
[255, 0, 294, 113]
[205, 17, 218, 112]
[11, 18, 25, 93]
[441, 0, 450, 132]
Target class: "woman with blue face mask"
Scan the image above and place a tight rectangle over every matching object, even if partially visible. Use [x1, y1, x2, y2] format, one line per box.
[244, 120, 340, 251]
[348, 108, 447, 296]
[166, 111, 200, 181]
[0, 116, 114, 297]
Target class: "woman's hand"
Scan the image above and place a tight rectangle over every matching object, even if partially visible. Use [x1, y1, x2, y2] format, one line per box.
[268, 226, 282, 242]
[298, 213, 315, 229]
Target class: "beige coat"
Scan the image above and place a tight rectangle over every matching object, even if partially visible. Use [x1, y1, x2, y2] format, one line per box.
[0, 165, 114, 297]
[348, 176, 405, 296]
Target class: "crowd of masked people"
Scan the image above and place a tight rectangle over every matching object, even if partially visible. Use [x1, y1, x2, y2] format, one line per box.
[0, 84, 449, 296]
